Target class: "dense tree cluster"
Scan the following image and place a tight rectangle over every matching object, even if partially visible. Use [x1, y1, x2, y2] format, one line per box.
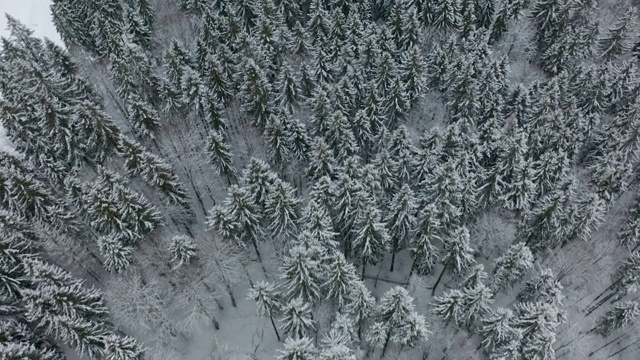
[2, 0, 640, 358]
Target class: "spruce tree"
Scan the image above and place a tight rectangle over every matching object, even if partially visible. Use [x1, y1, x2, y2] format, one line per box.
[345, 281, 375, 340]
[248, 281, 282, 341]
[168, 234, 198, 269]
[324, 252, 360, 308]
[278, 337, 317, 360]
[492, 243, 534, 291]
[97, 236, 133, 273]
[599, 8, 636, 62]
[593, 301, 640, 337]
[479, 308, 522, 355]
[386, 184, 417, 272]
[613, 251, 640, 300]
[352, 203, 390, 275]
[207, 130, 237, 183]
[265, 179, 301, 239]
[280, 298, 315, 339]
[280, 245, 323, 303]
[432, 225, 476, 295]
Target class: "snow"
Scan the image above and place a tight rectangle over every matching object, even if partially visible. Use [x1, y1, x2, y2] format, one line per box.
[0, 0, 62, 45]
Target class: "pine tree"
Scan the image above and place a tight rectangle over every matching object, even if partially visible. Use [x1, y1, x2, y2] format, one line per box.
[280, 298, 315, 339]
[97, 236, 133, 273]
[265, 114, 294, 166]
[207, 130, 236, 183]
[431, 0, 461, 30]
[492, 243, 534, 291]
[265, 179, 301, 239]
[275, 64, 301, 113]
[126, 93, 160, 138]
[619, 200, 640, 248]
[386, 184, 417, 272]
[168, 234, 197, 269]
[280, 245, 323, 303]
[248, 281, 282, 341]
[432, 225, 476, 295]
[352, 203, 390, 275]
[278, 337, 317, 360]
[513, 301, 564, 359]
[613, 251, 640, 299]
[374, 286, 422, 354]
[324, 252, 360, 308]
[117, 138, 190, 207]
[517, 268, 564, 305]
[432, 289, 466, 327]
[593, 301, 640, 337]
[480, 308, 522, 354]
[345, 281, 375, 340]
[124, 4, 151, 49]
[238, 58, 272, 130]
[599, 8, 636, 62]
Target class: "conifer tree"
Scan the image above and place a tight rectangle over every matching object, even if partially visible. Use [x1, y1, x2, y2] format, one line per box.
[517, 268, 564, 305]
[432, 226, 476, 295]
[492, 243, 534, 291]
[98, 236, 133, 273]
[126, 94, 160, 138]
[280, 298, 315, 339]
[278, 337, 317, 360]
[117, 138, 190, 207]
[168, 234, 197, 269]
[431, 0, 461, 30]
[352, 203, 390, 275]
[373, 286, 425, 355]
[593, 301, 640, 337]
[265, 114, 294, 166]
[613, 251, 640, 300]
[386, 184, 417, 272]
[241, 158, 279, 212]
[248, 281, 282, 341]
[280, 245, 323, 303]
[207, 130, 237, 183]
[479, 308, 522, 355]
[324, 252, 360, 308]
[238, 58, 272, 130]
[599, 8, 636, 62]
[345, 281, 375, 340]
[265, 179, 301, 239]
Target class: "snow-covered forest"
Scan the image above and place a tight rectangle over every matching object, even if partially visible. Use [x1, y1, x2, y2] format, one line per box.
[2, 0, 640, 359]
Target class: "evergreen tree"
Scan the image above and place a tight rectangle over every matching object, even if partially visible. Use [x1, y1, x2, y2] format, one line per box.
[480, 308, 522, 355]
[265, 179, 301, 239]
[207, 130, 236, 183]
[431, 0, 461, 30]
[265, 114, 294, 166]
[492, 243, 534, 291]
[238, 58, 272, 130]
[517, 268, 564, 305]
[168, 234, 197, 269]
[619, 200, 640, 248]
[593, 301, 640, 337]
[324, 252, 360, 308]
[125, 94, 160, 138]
[432, 226, 476, 295]
[613, 251, 640, 299]
[248, 281, 282, 341]
[117, 138, 190, 206]
[97, 236, 133, 273]
[374, 286, 424, 355]
[280, 245, 323, 303]
[352, 203, 390, 274]
[599, 8, 636, 62]
[275, 64, 301, 113]
[280, 298, 315, 339]
[278, 337, 317, 360]
[345, 281, 375, 340]
[386, 184, 417, 272]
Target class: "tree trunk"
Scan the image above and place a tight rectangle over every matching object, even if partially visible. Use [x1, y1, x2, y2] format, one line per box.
[227, 286, 237, 307]
[390, 251, 396, 272]
[381, 329, 392, 356]
[432, 264, 448, 296]
[269, 315, 281, 342]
